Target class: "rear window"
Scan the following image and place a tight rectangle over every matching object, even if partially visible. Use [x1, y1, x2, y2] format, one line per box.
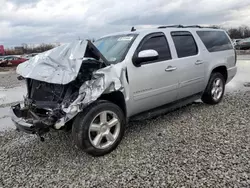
[197, 31, 233, 52]
[241, 38, 250, 42]
[171, 31, 198, 58]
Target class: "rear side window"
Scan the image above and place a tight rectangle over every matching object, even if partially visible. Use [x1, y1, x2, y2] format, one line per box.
[171, 31, 198, 58]
[139, 34, 172, 61]
[197, 31, 233, 52]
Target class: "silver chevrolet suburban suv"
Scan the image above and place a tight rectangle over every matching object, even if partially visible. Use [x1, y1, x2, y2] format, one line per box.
[11, 25, 237, 156]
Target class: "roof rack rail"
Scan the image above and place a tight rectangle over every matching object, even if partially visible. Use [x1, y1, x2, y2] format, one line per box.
[184, 25, 202, 28]
[158, 25, 184, 29]
[157, 25, 219, 29]
[205, 26, 220, 29]
[184, 25, 219, 29]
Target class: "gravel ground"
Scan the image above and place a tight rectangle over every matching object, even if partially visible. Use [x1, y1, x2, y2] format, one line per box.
[0, 68, 24, 89]
[1, 91, 250, 187]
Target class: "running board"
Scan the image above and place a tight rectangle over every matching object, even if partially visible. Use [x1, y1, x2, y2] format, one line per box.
[130, 93, 202, 121]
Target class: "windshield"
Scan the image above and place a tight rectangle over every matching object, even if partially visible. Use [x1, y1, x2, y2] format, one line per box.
[94, 34, 137, 64]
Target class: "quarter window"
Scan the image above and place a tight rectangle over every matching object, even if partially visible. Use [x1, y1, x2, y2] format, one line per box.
[139, 34, 172, 62]
[197, 31, 233, 52]
[171, 31, 198, 58]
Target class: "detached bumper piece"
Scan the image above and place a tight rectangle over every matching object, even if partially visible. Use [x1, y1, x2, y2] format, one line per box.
[11, 104, 52, 136]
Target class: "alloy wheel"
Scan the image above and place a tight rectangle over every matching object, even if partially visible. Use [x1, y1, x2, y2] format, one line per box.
[211, 78, 224, 101]
[88, 111, 121, 149]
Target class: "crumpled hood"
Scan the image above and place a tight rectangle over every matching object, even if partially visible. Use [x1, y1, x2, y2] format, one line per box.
[17, 40, 107, 85]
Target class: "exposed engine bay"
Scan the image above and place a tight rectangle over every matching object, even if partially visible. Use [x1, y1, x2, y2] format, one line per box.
[11, 40, 127, 138]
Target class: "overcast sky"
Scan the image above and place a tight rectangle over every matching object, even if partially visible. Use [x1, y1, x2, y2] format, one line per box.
[0, 0, 250, 47]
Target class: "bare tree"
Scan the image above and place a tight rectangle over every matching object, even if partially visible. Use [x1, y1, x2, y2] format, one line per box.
[5, 43, 56, 55]
[227, 25, 250, 39]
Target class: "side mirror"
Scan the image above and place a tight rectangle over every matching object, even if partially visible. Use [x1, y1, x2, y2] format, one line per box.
[134, 49, 159, 66]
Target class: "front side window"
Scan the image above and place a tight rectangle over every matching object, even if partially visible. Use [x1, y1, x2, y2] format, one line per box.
[139, 34, 172, 62]
[140, 35, 171, 61]
[197, 31, 233, 52]
[94, 34, 137, 64]
[171, 31, 198, 58]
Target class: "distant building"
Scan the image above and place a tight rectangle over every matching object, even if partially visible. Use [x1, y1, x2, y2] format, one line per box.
[0, 45, 4, 56]
[14, 46, 24, 54]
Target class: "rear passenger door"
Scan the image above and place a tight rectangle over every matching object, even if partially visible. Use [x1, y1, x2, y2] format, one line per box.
[170, 31, 205, 99]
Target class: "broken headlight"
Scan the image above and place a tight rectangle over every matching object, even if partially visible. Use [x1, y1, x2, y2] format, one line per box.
[62, 92, 86, 114]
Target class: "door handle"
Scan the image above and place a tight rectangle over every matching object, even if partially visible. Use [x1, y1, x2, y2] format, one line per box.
[165, 66, 177, 72]
[195, 60, 203, 65]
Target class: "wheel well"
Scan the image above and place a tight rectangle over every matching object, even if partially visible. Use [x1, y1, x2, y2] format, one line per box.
[98, 91, 126, 116]
[212, 66, 228, 82]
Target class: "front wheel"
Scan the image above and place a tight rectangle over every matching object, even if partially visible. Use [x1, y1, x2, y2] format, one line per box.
[72, 100, 126, 156]
[202, 72, 225, 105]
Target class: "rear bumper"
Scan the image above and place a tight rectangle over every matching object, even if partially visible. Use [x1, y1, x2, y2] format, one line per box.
[10, 104, 50, 135]
[227, 66, 237, 84]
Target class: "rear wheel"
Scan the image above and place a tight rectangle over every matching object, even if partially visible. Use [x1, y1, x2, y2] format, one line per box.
[202, 72, 225, 105]
[72, 100, 125, 156]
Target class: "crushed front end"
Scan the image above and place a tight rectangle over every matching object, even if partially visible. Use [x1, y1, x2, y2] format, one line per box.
[10, 40, 109, 137]
[11, 102, 56, 135]
[11, 59, 103, 136]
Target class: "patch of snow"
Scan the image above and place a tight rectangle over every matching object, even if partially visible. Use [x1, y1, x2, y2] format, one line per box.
[0, 86, 26, 106]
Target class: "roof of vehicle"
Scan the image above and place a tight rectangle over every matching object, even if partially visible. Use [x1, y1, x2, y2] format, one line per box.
[4, 56, 14, 59]
[4, 55, 21, 59]
[100, 25, 225, 39]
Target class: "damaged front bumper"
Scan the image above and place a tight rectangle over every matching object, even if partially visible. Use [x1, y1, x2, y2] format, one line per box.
[11, 103, 52, 135]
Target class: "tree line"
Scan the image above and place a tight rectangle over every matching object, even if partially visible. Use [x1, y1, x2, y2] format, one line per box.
[226, 25, 250, 39]
[4, 43, 57, 55]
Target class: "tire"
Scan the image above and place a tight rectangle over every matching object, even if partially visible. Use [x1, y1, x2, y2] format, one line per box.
[64, 118, 74, 132]
[0, 61, 8, 67]
[72, 100, 126, 156]
[201, 72, 225, 105]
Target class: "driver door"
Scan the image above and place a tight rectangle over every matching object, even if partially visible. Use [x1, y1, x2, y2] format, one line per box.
[126, 32, 179, 116]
